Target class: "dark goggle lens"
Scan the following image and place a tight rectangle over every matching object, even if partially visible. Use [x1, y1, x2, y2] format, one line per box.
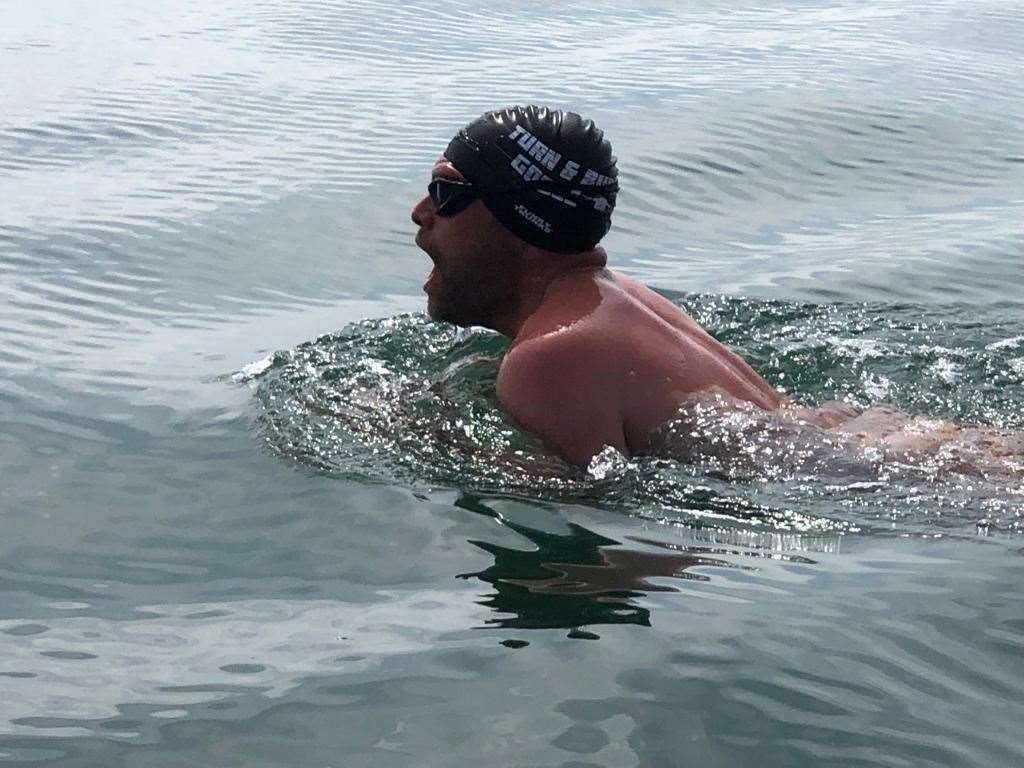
[428, 178, 477, 217]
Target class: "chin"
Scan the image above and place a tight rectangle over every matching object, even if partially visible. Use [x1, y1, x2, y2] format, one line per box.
[426, 293, 454, 324]
[428, 296, 475, 327]
[426, 298, 443, 321]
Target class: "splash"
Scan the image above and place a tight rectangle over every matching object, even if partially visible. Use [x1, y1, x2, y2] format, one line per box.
[247, 298, 1024, 536]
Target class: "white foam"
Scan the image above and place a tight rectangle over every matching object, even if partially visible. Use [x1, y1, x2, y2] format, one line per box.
[985, 335, 1024, 351]
[930, 357, 960, 384]
[587, 445, 630, 480]
[231, 355, 274, 383]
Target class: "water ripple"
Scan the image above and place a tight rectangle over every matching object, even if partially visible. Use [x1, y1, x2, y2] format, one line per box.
[251, 300, 1024, 535]
[2, 1, 1024, 763]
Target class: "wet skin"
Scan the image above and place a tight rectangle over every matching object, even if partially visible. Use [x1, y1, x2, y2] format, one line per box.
[412, 159, 784, 469]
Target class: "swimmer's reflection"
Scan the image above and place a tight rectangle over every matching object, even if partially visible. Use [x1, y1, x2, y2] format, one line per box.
[454, 496, 730, 631]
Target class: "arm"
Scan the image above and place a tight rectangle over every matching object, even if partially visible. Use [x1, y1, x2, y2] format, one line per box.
[496, 339, 628, 470]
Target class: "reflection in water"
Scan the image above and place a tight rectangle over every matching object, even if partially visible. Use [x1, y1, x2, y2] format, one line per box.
[454, 495, 737, 633]
[3, 0, 1023, 760]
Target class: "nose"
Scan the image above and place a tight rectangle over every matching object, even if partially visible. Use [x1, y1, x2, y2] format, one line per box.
[411, 193, 435, 228]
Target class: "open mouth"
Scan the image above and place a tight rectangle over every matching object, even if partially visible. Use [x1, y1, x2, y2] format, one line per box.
[417, 232, 440, 293]
[424, 265, 440, 293]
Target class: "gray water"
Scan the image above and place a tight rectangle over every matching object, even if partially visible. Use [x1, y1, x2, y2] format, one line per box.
[2, 1, 1024, 766]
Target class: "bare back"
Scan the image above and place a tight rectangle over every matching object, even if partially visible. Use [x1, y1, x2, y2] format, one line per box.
[497, 269, 784, 467]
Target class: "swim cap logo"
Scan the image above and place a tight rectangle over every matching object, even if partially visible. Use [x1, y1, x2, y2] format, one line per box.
[444, 107, 617, 252]
[506, 125, 616, 190]
[505, 125, 616, 214]
[514, 204, 552, 233]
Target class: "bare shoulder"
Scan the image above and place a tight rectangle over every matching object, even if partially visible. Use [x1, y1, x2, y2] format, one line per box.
[497, 327, 627, 468]
[498, 325, 617, 407]
[612, 272, 709, 336]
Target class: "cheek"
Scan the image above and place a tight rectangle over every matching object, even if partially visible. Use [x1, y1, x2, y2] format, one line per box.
[480, 210, 522, 250]
[438, 221, 478, 262]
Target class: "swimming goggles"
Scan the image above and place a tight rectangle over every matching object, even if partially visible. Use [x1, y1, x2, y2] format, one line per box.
[427, 177, 478, 217]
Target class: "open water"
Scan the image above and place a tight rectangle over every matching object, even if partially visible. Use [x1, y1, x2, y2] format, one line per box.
[2, 1, 1023, 766]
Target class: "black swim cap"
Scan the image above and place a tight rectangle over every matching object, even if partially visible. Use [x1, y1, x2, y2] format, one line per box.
[444, 105, 618, 254]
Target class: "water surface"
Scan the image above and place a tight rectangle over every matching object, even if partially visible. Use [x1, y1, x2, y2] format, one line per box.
[2, 1, 1023, 765]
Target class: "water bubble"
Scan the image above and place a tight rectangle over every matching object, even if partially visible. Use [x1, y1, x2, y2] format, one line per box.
[587, 446, 630, 480]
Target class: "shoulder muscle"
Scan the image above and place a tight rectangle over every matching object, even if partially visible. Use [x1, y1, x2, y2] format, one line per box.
[497, 336, 627, 469]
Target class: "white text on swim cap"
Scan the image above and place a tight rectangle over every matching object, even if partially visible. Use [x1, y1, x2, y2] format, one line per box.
[508, 125, 562, 171]
[514, 204, 552, 233]
[511, 154, 547, 183]
[505, 126, 616, 190]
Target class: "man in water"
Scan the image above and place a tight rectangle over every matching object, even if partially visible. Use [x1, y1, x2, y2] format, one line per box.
[411, 105, 784, 469]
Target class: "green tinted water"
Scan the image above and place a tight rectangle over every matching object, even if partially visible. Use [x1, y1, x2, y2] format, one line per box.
[254, 298, 1024, 534]
[2, 0, 1023, 765]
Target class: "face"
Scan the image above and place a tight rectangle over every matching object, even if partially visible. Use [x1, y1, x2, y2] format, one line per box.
[411, 158, 524, 328]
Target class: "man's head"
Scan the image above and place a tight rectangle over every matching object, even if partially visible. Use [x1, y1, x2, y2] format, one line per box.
[412, 105, 618, 327]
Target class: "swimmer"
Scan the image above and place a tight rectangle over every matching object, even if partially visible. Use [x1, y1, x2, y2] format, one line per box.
[412, 105, 784, 468]
[412, 105, 1024, 475]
